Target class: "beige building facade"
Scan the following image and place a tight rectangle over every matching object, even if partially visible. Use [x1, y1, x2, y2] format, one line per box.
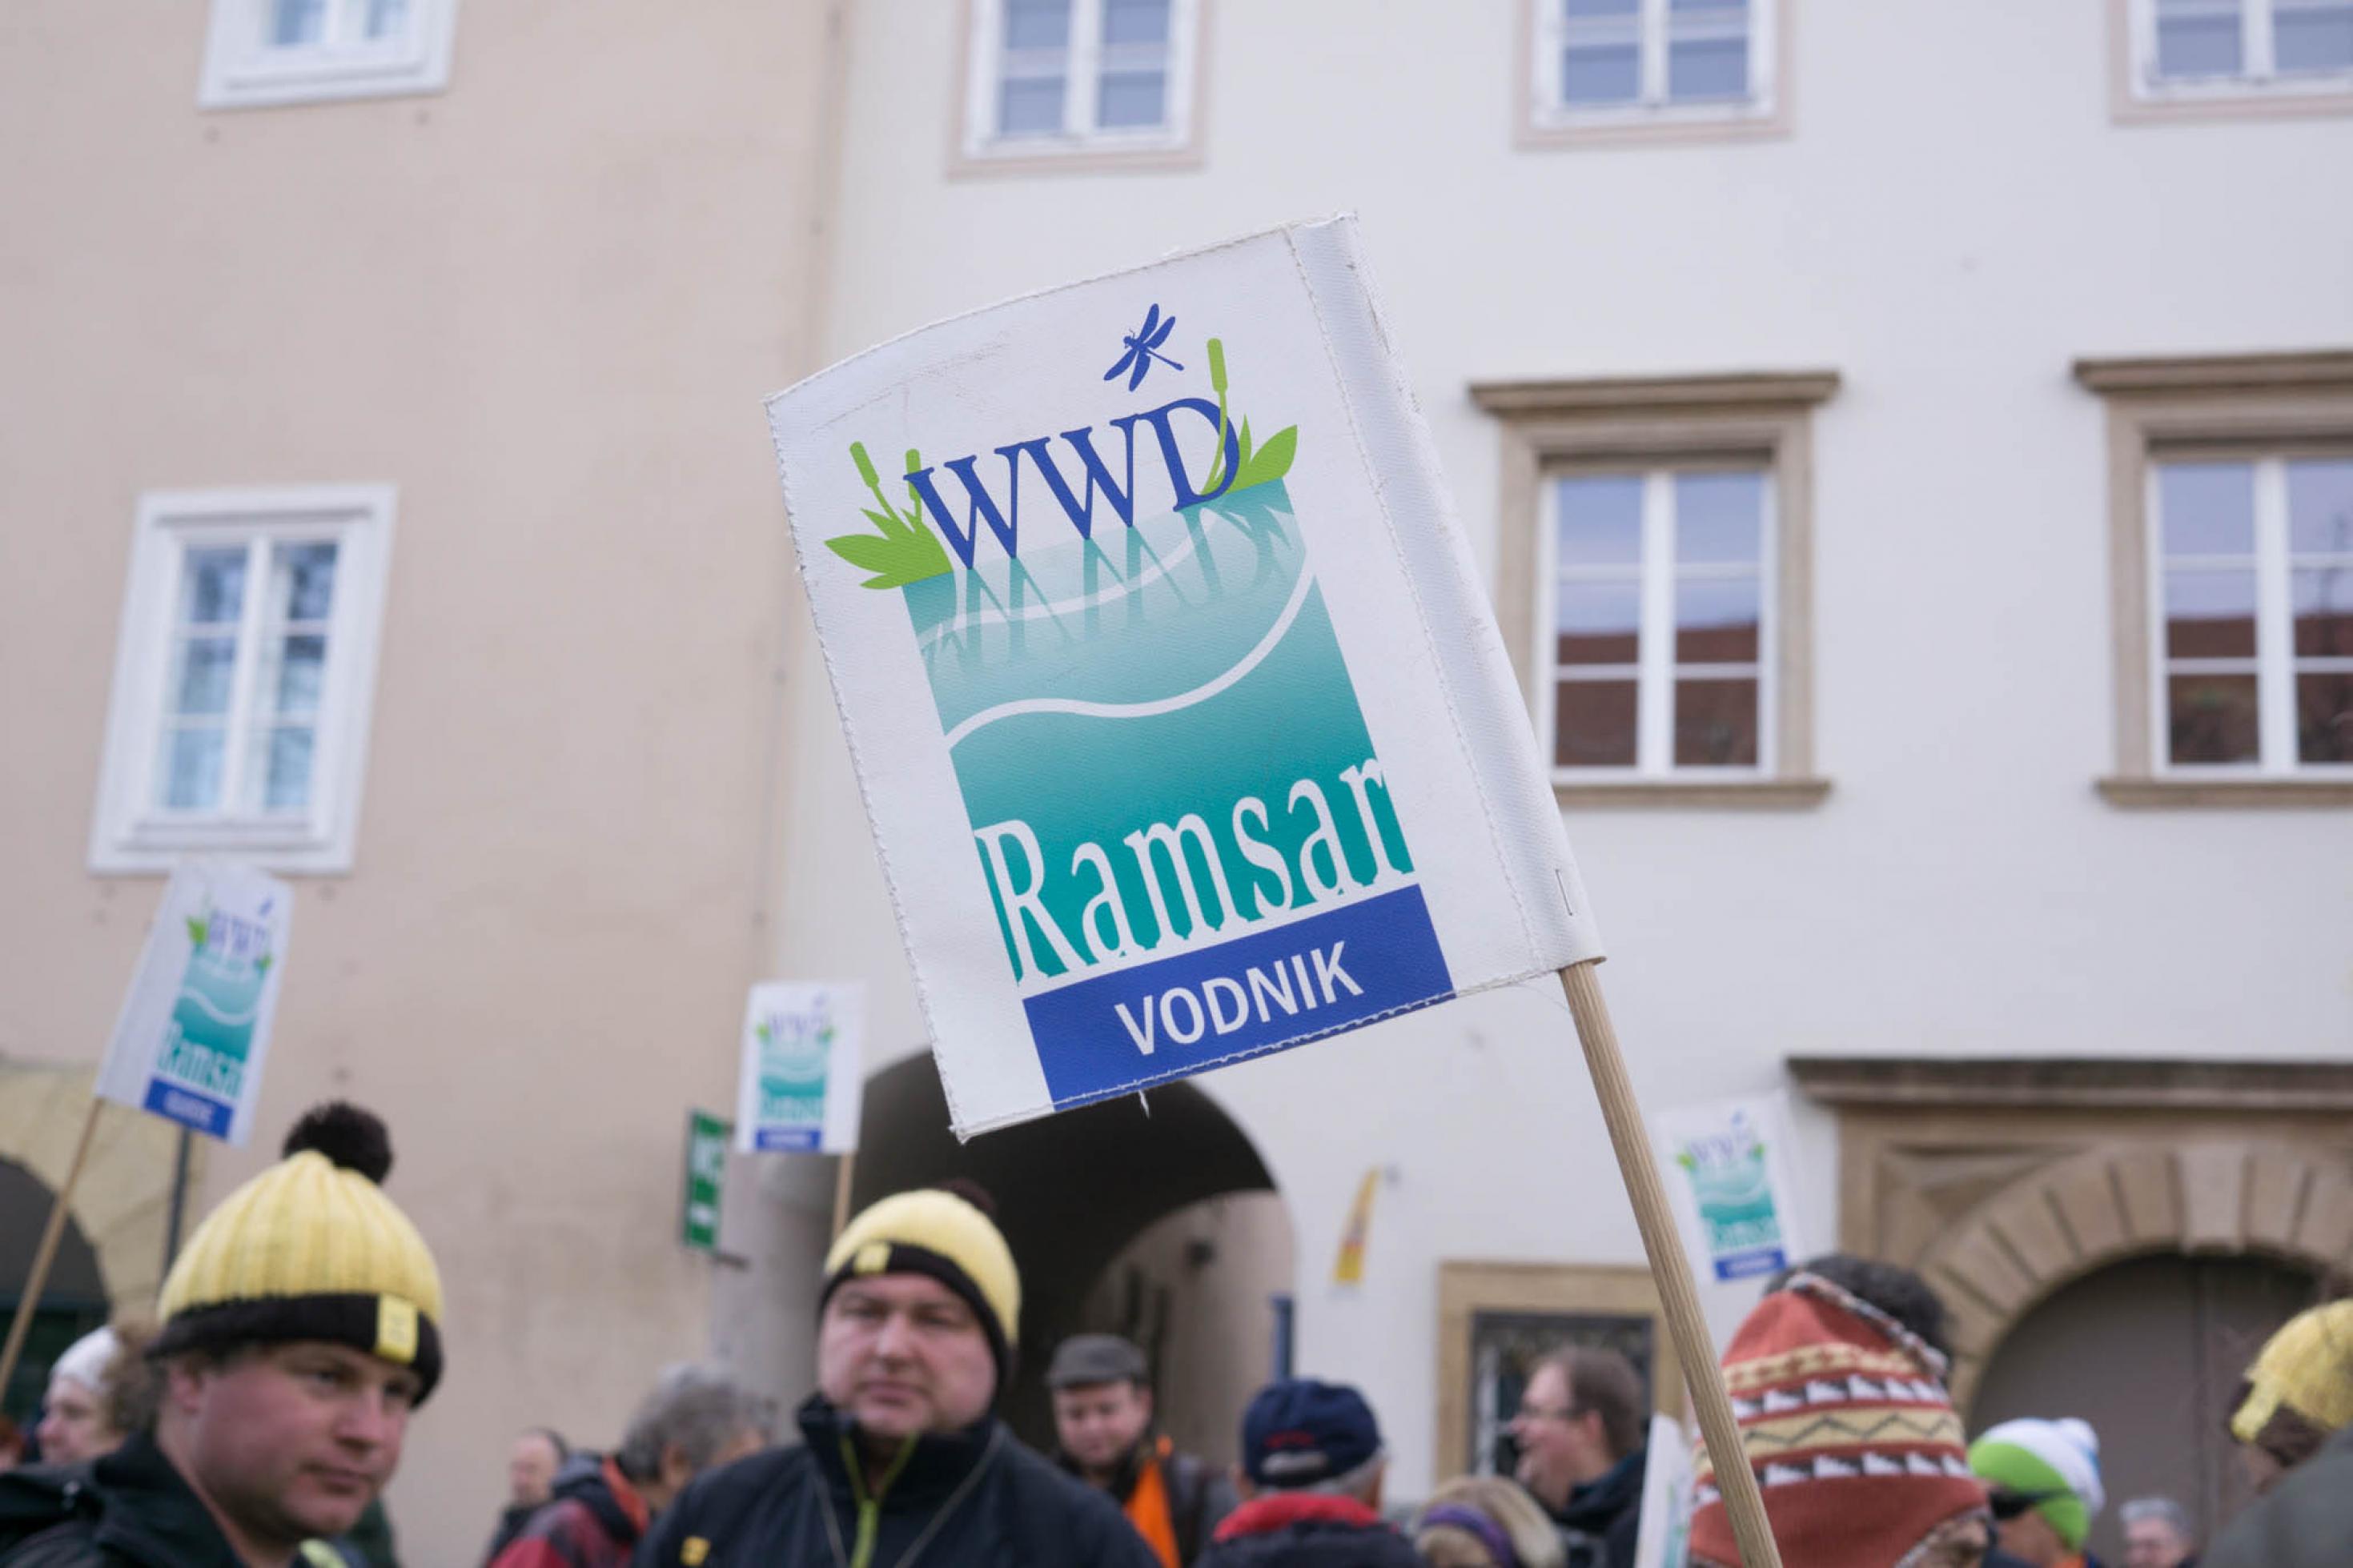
[2, 2, 845, 1558]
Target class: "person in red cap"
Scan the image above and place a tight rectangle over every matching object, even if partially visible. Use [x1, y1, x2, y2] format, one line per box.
[1688, 1272, 1994, 1568]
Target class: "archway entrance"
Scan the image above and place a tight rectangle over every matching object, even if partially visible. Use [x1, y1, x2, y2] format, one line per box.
[1973, 1252, 2322, 1561]
[1, 1157, 110, 1422]
[853, 1056, 1291, 1455]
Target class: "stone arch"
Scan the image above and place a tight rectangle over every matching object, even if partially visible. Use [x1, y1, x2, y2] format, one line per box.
[0, 1065, 191, 1318]
[1918, 1140, 2353, 1408]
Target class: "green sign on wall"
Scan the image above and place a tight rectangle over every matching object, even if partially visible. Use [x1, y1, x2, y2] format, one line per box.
[682, 1109, 729, 1253]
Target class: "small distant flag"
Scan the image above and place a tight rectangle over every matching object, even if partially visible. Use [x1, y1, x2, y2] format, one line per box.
[1332, 1168, 1382, 1286]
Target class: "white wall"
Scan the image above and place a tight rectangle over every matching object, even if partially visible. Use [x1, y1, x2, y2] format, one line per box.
[776, 0, 2353, 1498]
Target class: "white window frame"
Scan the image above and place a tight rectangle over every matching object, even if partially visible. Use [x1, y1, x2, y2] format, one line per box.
[1538, 464, 1778, 783]
[2147, 455, 2353, 778]
[1528, 0, 1781, 132]
[200, 0, 461, 110]
[90, 486, 396, 874]
[959, 0, 1203, 165]
[2126, 0, 2353, 104]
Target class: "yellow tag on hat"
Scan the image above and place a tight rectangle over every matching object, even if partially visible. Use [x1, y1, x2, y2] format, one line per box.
[854, 1241, 890, 1276]
[375, 1295, 420, 1365]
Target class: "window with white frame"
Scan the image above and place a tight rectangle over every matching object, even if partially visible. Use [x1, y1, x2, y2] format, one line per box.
[2152, 455, 2353, 772]
[90, 488, 395, 872]
[1532, 0, 1776, 125]
[1546, 467, 1772, 776]
[2134, 0, 2353, 98]
[964, 0, 1199, 159]
[200, 0, 460, 110]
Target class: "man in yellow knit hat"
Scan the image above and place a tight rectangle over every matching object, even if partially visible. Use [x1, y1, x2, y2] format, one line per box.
[639, 1184, 1156, 1568]
[0, 1103, 442, 1568]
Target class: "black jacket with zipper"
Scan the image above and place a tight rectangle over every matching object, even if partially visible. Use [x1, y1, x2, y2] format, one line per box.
[0, 1433, 246, 1568]
[632, 1395, 1158, 1568]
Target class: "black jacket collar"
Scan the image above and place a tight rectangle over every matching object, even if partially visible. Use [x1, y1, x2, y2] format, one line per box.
[797, 1394, 1001, 1513]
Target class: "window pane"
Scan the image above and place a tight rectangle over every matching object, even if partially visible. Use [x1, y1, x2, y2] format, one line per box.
[271, 0, 327, 46]
[1006, 0, 1072, 49]
[1674, 677, 1759, 767]
[1556, 582, 1641, 665]
[1000, 78, 1067, 134]
[2165, 569, 2259, 658]
[2287, 459, 2353, 555]
[2158, 462, 2255, 557]
[1668, 38, 1748, 98]
[1675, 577, 1760, 663]
[2294, 569, 2353, 656]
[251, 726, 316, 813]
[1567, 0, 1640, 14]
[2155, 2, 2245, 77]
[2167, 673, 2261, 764]
[181, 547, 248, 626]
[363, 0, 410, 39]
[1556, 475, 1644, 566]
[1674, 471, 1764, 563]
[170, 637, 239, 717]
[1556, 680, 1637, 768]
[263, 634, 329, 716]
[1102, 0, 1170, 46]
[158, 728, 226, 811]
[1564, 44, 1642, 105]
[2276, 4, 2353, 71]
[1098, 70, 1167, 127]
[278, 540, 339, 622]
[2299, 672, 2353, 764]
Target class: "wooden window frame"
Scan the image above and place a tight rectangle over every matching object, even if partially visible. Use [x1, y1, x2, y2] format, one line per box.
[2076, 351, 2353, 807]
[1516, 0, 1793, 151]
[2110, 0, 2353, 124]
[952, 0, 1209, 177]
[90, 485, 396, 874]
[200, 0, 461, 110]
[1473, 371, 1836, 808]
[1435, 1260, 1687, 1486]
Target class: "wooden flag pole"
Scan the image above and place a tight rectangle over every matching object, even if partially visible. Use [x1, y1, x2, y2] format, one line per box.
[830, 1149, 857, 1242]
[1560, 960, 1782, 1568]
[0, 1099, 106, 1401]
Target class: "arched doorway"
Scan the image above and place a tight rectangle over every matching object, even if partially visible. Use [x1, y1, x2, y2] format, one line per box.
[1, 1157, 110, 1422]
[852, 1055, 1291, 1454]
[1972, 1252, 2323, 1562]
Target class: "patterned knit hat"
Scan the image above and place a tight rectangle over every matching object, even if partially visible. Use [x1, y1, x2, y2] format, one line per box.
[1689, 1273, 1988, 1568]
[2229, 1300, 2353, 1472]
[150, 1103, 444, 1402]
[1969, 1418, 2103, 1551]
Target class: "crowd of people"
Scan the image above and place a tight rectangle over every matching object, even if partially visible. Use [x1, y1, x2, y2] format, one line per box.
[0, 1100, 2345, 1567]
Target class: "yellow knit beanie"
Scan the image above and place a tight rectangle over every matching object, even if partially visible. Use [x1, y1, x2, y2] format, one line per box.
[152, 1102, 445, 1401]
[2232, 1301, 2353, 1461]
[821, 1186, 1020, 1390]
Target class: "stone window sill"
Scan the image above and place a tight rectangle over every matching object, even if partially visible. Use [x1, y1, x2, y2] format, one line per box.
[1553, 778, 1831, 809]
[2096, 777, 2353, 808]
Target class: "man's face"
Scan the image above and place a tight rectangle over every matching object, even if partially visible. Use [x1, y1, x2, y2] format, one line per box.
[817, 1274, 996, 1444]
[1508, 1362, 1609, 1510]
[1053, 1381, 1153, 1478]
[2123, 1516, 2191, 1568]
[36, 1376, 114, 1466]
[174, 1342, 417, 1548]
[1993, 1506, 2068, 1568]
[508, 1431, 562, 1507]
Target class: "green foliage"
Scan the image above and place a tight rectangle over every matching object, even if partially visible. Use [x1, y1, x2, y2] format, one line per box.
[1198, 339, 1299, 496]
[825, 442, 954, 590]
[254, 953, 272, 976]
[184, 916, 209, 949]
[1675, 1150, 1697, 1172]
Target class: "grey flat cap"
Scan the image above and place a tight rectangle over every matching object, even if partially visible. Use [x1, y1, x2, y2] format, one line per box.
[1047, 1333, 1149, 1389]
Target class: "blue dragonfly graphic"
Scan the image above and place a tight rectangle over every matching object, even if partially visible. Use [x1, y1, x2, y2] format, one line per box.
[1104, 303, 1183, 391]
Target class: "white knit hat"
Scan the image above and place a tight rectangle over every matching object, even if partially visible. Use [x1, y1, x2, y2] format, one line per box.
[47, 1326, 119, 1395]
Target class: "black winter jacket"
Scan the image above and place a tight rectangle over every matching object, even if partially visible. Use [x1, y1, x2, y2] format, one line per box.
[632, 1396, 1159, 1568]
[1549, 1447, 1645, 1568]
[1191, 1494, 1421, 1568]
[0, 1434, 244, 1568]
